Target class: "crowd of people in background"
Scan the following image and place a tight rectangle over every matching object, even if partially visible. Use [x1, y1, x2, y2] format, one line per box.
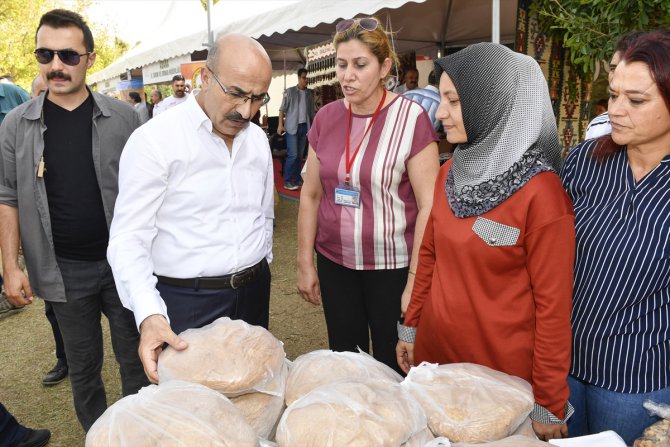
[1, 6, 669, 447]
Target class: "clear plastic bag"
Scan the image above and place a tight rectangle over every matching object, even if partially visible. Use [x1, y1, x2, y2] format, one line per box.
[85, 380, 258, 447]
[401, 362, 534, 443]
[158, 317, 286, 396]
[285, 349, 402, 406]
[232, 360, 289, 440]
[276, 378, 428, 447]
[452, 435, 548, 447]
[645, 401, 670, 420]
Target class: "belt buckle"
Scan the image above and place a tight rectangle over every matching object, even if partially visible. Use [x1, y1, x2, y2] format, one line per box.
[230, 272, 241, 289]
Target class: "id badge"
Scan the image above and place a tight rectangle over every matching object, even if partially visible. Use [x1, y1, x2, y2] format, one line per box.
[334, 184, 361, 208]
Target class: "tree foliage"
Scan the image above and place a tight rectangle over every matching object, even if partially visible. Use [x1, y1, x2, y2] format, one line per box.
[531, 0, 670, 77]
[0, 0, 128, 91]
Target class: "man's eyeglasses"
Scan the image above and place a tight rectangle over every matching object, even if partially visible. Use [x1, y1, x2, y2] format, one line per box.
[335, 17, 380, 34]
[206, 66, 270, 106]
[34, 48, 91, 66]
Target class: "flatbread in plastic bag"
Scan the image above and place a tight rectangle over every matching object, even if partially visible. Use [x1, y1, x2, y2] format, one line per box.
[158, 317, 286, 396]
[276, 378, 428, 447]
[402, 362, 533, 443]
[452, 435, 548, 447]
[232, 361, 289, 439]
[285, 349, 402, 406]
[85, 380, 258, 447]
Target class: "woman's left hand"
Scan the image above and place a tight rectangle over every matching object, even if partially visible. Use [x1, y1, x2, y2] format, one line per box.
[531, 421, 567, 441]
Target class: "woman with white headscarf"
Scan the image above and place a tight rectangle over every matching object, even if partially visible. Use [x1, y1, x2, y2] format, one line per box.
[396, 43, 575, 441]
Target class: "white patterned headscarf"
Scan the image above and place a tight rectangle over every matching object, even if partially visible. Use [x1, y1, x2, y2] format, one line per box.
[433, 43, 562, 218]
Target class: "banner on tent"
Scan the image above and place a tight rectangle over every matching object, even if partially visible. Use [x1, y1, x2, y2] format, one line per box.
[142, 54, 192, 84]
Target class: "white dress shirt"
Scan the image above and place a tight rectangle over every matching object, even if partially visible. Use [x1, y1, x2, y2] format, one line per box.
[152, 93, 189, 116]
[108, 94, 274, 328]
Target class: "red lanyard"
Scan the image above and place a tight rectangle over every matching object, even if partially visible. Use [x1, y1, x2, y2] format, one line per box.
[345, 89, 387, 185]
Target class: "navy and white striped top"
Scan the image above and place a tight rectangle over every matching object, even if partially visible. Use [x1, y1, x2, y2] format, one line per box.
[561, 139, 670, 394]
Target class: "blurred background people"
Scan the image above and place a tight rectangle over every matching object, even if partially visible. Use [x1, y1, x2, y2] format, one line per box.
[127, 91, 149, 124]
[277, 67, 316, 190]
[297, 17, 439, 373]
[152, 74, 188, 116]
[149, 88, 162, 118]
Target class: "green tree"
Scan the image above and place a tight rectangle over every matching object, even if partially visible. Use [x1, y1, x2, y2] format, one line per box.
[531, 0, 670, 77]
[0, 0, 127, 91]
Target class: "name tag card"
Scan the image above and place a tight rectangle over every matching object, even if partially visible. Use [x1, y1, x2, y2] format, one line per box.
[334, 184, 361, 208]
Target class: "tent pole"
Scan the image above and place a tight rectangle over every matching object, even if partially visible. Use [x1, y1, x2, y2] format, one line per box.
[492, 0, 500, 44]
[207, 0, 214, 46]
[283, 51, 287, 91]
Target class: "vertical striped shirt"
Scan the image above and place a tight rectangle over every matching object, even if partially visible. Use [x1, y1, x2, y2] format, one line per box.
[308, 95, 437, 270]
[561, 139, 670, 393]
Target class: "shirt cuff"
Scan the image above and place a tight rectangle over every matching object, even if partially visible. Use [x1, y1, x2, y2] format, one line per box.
[131, 290, 170, 331]
[529, 401, 574, 425]
[397, 322, 417, 343]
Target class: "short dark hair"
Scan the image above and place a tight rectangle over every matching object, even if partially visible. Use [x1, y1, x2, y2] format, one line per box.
[172, 74, 185, 82]
[297, 68, 308, 77]
[128, 91, 141, 103]
[37, 9, 94, 52]
[427, 70, 437, 86]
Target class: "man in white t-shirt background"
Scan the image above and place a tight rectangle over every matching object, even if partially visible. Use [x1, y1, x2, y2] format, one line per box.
[153, 74, 189, 116]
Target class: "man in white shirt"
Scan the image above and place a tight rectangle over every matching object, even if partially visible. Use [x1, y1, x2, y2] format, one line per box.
[394, 67, 418, 94]
[107, 33, 274, 383]
[152, 74, 188, 116]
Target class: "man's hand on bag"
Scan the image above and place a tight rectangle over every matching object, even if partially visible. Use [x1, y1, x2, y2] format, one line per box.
[138, 314, 188, 383]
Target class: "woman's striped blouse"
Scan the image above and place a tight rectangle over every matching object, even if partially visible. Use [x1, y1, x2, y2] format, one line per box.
[561, 139, 670, 394]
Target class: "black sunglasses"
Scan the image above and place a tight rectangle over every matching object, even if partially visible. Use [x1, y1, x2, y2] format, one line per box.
[335, 17, 380, 34]
[34, 48, 91, 66]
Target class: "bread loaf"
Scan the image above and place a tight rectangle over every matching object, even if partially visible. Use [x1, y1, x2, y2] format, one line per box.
[86, 381, 258, 447]
[401, 362, 533, 443]
[285, 349, 402, 406]
[158, 317, 286, 396]
[276, 379, 427, 447]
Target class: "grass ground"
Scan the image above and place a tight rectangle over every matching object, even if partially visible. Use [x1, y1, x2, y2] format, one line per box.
[0, 196, 328, 446]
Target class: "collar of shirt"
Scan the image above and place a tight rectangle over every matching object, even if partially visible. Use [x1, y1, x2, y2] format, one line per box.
[184, 93, 250, 153]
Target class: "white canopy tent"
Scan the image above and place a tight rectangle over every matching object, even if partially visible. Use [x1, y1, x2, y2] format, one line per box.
[89, 0, 518, 85]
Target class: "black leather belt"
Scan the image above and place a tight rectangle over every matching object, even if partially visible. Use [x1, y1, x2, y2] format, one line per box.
[155, 260, 264, 290]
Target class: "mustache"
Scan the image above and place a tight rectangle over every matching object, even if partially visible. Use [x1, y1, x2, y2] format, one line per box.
[47, 71, 71, 81]
[224, 111, 249, 122]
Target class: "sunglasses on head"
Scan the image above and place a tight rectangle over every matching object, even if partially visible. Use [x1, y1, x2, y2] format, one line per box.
[34, 48, 91, 66]
[335, 17, 380, 34]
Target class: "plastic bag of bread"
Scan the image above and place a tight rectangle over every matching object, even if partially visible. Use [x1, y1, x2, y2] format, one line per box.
[285, 349, 402, 406]
[452, 435, 549, 446]
[86, 380, 259, 447]
[634, 419, 670, 447]
[232, 361, 289, 439]
[401, 362, 533, 443]
[158, 317, 286, 396]
[276, 378, 428, 447]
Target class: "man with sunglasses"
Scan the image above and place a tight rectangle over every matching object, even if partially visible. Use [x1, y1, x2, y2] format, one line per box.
[107, 33, 275, 384]
[0, 9, 148, 432]
[152, 74, 189, 117]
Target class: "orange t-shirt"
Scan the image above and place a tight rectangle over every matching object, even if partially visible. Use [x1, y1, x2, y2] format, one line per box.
[405, 160, 575, 418]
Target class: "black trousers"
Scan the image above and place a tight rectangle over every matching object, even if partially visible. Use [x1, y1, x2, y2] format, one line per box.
[317, 252, 407, 374]
[156, 259, 271, 335]
[51, 257, 148, 432]
[44, 300, 66, 363]
[0, 403, 26, 447]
